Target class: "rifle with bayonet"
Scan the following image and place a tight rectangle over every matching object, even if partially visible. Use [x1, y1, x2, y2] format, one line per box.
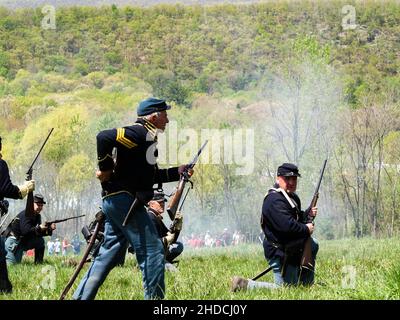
[300, 159, 328, 271]
[166, 140, 208, 221]
[25, 128, 54, 217]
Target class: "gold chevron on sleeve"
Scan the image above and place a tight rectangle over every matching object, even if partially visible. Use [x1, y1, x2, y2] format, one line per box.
[116, 128, 137, 149]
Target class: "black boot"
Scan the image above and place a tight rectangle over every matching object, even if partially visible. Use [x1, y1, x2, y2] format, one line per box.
[0, 278, 12, 294]
[0, 258, 12, 294]
[34, 247, 45, 264]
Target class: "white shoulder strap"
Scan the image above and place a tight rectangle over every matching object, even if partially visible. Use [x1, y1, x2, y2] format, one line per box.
[264, 187, 296, 209]
[264, 187, 279, 198]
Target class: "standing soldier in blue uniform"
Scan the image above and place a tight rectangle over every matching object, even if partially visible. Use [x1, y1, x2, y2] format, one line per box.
[231, 163, 319, 291]
[0, 136, 35, 293]
[73, 98, 193, 300]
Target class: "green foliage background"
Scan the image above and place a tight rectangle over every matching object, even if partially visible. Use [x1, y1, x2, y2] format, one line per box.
[0, 0, 399, 239]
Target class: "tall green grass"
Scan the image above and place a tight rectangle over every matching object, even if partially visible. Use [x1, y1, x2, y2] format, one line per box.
[1, 238, 399, 300]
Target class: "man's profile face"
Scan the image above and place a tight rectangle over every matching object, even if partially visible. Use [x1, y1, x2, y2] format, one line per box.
[148, 199, 165, 216]
[152, 111, 169, 131]
[277, 176, 297, 193]
[34, 202, 44, 214]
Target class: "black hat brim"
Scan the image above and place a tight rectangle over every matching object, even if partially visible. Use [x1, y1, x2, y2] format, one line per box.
[279, 173, 301, 178]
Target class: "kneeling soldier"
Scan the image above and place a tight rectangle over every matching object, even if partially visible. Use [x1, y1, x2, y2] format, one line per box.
[231, 163, 319, 291]
[147, 191, 184, 270]
[4, 194, 55, 264]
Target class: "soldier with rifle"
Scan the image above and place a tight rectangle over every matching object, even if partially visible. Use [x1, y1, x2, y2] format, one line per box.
[0, 136, 35, 293]
[3, 193, 85, 265]
[147, 190, 184, 271]
[231, 163, 321, 291]
[81, 191, 183, 271]
[3, 193, 54, 264]
[72, 97, 193, 300]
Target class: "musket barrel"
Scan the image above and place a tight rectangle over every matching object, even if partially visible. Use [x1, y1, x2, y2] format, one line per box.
[313, 159, 327, 195]
[48, 214, 85, 224]
[166, 140, 208, 220]
[26, 128, 54, 176]
[25, 128, 54, 217]
[189, 140, 208, 168]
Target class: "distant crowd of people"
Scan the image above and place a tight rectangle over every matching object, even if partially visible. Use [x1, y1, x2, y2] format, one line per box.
[42, 227, 249, 258]
[29, 227, 248, 259]
[46, 235, 82, 256]
[182, 229, 246, 248]
[43, 228, 247, 256]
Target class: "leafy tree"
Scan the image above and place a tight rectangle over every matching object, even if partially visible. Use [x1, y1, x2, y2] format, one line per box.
[0, 51, 10, 78]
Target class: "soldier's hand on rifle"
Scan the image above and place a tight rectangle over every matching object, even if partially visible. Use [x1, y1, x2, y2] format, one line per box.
[18, 180, 35, 199]
[96, 169, 112, 183]
[164, 232, 175, 246]
[174, 211, 183, 231]
[178, 165, 194, 177]
[306, 223, 314, 235]
[309, 207, 318, 217]
[40, 223, 56, 231]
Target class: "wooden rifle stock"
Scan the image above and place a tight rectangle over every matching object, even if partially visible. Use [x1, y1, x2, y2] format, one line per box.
[59, 212, 104, 300]
[167, 178, 185, 220]
[310, 193, 319, 210]
[166, 140, 208, 220]
[300, 159, 327, 271]
[301, 237, 314, 270]
[25, 192, 35, 218]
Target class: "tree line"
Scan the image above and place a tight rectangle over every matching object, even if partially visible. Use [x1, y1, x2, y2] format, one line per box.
[0, 1, 399, 239]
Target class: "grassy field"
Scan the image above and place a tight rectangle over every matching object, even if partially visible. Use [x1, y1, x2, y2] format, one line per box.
[2, 238, 400, 300]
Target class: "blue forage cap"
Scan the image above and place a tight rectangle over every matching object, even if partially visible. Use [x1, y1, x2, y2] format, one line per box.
[277, 163, 301, 177]
[34, 193, 47, 204]
[137, 97, 171, 116]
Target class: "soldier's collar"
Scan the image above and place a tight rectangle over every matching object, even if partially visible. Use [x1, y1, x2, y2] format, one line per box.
[136, 118, 158, 139]
[266, 187, 296, 208]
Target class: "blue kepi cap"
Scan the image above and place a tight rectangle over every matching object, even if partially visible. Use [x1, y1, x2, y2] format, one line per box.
[137, 97, 171, 116]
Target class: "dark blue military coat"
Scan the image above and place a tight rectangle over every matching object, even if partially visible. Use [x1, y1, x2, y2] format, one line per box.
[261, 188, 310, 260]
[0, 159, 20, 201]
[96, 118, 180, 198]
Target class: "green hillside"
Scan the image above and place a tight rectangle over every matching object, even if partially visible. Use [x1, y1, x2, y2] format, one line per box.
[0, 1, 399, 239]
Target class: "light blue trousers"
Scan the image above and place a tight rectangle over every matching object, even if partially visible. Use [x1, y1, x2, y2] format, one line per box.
[73, 192, 165, 300]
[249, 238, 319, 289]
